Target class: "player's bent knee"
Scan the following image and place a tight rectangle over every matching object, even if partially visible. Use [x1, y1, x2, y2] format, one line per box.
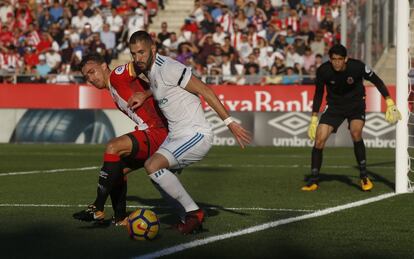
[350, 131, 362, 141]
[105, 139, 122, 155]
[144, 159, 157, 175]
[144, 153, 170, 175]
[105, 136, 131, 155]
[314, 139, 326, 149]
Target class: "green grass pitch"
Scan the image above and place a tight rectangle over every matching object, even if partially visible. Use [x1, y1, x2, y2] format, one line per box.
[0, 144, 413, 258]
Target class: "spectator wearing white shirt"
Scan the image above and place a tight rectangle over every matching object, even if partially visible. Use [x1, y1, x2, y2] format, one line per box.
[88, 7, 104, 33]
[310, 31, 325, 56]
[237, 33, 252, 63]
[0, 2, 13, 23]
[127, 8, 146, 41]
[71, 10, 90, 33]
[285, 45, 304, 68]
[162, 32, 181, 58]
[191, 0, 204, 24]
[45, 48, 62, 73]
[212, 24, 227, 46]
[106, 8, 123, 40]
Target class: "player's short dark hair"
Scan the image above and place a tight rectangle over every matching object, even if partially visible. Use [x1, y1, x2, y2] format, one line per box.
[79, 52, 106, 69]
[328, 44, 347, 58]
[129, 30, 154, 46]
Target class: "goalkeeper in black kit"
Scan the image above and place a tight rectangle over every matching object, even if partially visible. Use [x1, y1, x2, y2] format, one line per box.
[302, 44, 401, 192]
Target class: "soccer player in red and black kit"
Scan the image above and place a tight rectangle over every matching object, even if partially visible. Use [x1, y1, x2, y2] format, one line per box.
[302, 44, 401, 192]
[72, 53, 168, 225]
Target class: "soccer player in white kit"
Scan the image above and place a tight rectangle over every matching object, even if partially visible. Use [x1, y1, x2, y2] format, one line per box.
[127, 31, 251, 234]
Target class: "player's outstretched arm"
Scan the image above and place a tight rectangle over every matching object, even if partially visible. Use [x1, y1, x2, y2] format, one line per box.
[185, 75, 252, 148]
[127, 89, 152, 110]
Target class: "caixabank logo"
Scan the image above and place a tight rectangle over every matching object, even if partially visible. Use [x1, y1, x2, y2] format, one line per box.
[255, 112, 314, 147]
[204, 110, 253, 146]
[362, 113, 396, 148]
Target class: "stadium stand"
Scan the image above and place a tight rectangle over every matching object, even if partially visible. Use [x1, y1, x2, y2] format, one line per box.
[0, 0, 345, 85]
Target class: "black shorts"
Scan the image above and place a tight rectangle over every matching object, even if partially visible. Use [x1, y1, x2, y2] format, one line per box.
[319, 103, 365, 133]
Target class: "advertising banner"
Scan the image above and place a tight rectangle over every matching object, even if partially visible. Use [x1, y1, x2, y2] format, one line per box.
[0, 84, 397, 147]
[0, 84, 395, 112]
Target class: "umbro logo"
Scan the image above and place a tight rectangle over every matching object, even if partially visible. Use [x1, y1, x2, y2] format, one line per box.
[363, 113, 395, 136]
[268, 113, 310, 135]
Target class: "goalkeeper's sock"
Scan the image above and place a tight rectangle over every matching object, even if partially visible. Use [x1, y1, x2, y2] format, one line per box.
[110, 177, 127, 220]
[310, 147, 323, 180]
[353, 140, 367, 178]
[149, 169, 199, 213]
[94, 153, 122, 212]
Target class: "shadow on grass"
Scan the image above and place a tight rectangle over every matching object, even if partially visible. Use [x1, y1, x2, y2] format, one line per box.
[303, 160, 395, 191]
[126, 195, 249, 226]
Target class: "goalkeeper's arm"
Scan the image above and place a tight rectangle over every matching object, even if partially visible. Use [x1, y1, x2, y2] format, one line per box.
[308, 69, 324, 141]
[365, 71, 402, 124]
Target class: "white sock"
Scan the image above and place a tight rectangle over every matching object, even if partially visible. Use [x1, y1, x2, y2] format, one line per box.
[151, 180, 186, 222]
[149, 169, 199, 213]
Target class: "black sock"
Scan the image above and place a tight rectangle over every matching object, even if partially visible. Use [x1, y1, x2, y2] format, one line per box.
[353, 140, 367, 178]
[93, 153, 122, 211]
[110, 177, 127, 220]
[310, 147, 323, 181]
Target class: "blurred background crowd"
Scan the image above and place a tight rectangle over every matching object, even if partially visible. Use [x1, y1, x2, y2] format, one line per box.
[0, 0, 346, 85]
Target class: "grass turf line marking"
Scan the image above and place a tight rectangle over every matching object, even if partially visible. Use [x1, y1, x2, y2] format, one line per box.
[0, 166, 99, 176]
[134, 192, 397, 259]
[0, 163, 393, 177]
[0, 203, 313, 213]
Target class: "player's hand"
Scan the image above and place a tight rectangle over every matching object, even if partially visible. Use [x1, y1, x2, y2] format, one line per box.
[127, 92, 147, 110]
[307, 115, 318, 140]
[385, 98, 402, 124]
[228, 122, 252, 148]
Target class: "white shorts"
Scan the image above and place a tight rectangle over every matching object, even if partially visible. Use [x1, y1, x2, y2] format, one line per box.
[156, 132, 213, 170]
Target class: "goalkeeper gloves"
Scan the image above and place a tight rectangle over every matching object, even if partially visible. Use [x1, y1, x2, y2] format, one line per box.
[308, 115, 319, 140]
[385, 98, 402, 124]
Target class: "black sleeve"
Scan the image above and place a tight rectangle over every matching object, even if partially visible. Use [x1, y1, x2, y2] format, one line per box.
[312, 67, 325, 113]
[363, 64, 390, 98]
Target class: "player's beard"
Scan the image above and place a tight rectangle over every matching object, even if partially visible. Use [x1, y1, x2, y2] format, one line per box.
[135, 50, 154, 73]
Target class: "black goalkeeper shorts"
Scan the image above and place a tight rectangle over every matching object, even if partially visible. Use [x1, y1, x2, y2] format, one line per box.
[319, 102, 366, 133]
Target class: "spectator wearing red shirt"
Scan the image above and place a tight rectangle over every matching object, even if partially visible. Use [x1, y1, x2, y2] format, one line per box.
[116, 0, 131, 16]
[181, 16, 199, 35]
[23, 46, 39, 73]
[0, 24, 14, 46]
[36, 32, 53, 53]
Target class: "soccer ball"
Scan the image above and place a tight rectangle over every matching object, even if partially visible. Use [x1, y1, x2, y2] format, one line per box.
[127, 209, 160, 240]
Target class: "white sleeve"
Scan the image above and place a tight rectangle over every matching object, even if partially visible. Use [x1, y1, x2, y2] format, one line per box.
[160, 59, 192, 88]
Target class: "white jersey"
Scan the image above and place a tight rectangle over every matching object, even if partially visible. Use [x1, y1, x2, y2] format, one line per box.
[149, 54, 212, 138]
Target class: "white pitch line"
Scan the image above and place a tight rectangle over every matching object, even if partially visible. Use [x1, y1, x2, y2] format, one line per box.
[0, 203, 313, 213]
[134, 192, 397, 259]
[0, 163, 393, 177]
[0, 166, 99, 176]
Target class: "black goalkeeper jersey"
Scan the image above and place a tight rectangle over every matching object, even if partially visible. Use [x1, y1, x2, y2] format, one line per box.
[312, 58, 390, 113]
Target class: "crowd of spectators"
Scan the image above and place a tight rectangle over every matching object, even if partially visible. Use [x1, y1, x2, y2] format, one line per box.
[155, 0, 343, 85]
[0, 0, 161, 83]
[0, 0, 342, 85]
